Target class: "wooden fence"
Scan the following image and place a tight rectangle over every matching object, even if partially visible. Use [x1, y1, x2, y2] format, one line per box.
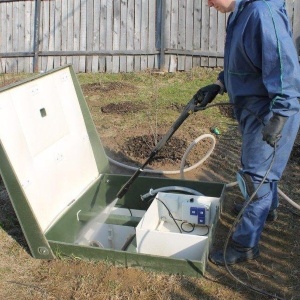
[0, 0, 300, 73]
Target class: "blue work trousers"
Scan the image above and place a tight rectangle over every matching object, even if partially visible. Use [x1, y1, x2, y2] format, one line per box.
[232, 110, 300, 248]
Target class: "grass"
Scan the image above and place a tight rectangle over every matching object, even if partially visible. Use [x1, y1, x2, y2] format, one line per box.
[78, 67, 227, 105]
[78, 67, 230, 139]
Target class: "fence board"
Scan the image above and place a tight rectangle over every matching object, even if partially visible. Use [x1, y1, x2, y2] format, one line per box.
[185, 0, 193, 71]
[164, 0, 171, 71]
[46, 0, 55, 71]
[91, 0, 100, 72]
[112, 0, 121, 73]
[0, 3, 6, 72]
[292, 0, 300, 53]
[141, 0, 149, 70]
[134, 0, 141, 71]
[72, 0, 81, 72]
[41, 0, 49, 71]
[177, 0, 185, 70]
[193, 0, 202, 68]
[148, 0, 156, 69]
[170, 0, 178, 72]
[208, 8, 217, 67]
[1, 0, 300, 74]
[67, 0, 74, 66]
[60, 0, 68, 67]
[217, 12, 225, 67]
[119, 0, 127, 72]
[79, 0, 87, 72]
[285, 0, 294, 26]
[86, 0, 94, 72]
[99, 0, 106, 72]
[105, 0, 113, 72]
[12, 1, 19, 72]
[126, 0, 134, 72]
[5, 2, 14, 72]
[200, 0, 209, 66]
[54, 0, 62, 70]
[17, 2, 25, 72]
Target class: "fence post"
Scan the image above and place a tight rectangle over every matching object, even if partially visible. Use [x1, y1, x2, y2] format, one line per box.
[33, 0, 41, 72]
[158, 0, 166, 71]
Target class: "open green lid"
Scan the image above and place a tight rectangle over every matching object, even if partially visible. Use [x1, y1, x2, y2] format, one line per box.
[0, 65, 110, 258]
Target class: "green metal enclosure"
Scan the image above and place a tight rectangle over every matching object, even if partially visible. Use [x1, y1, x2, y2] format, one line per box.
[0, 66, 225, 277]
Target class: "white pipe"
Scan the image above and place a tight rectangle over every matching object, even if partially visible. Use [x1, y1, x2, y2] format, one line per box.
[225, 181, 238, 188]
[180, 134, 216, 179]
[278, 188, 300, 210]
[225, 182, 300, 211]
[140, 186, 203, 201]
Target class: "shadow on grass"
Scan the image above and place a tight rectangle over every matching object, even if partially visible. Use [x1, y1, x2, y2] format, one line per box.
[0, 183, 30, 254]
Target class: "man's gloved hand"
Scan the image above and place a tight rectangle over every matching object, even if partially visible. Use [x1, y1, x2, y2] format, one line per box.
[262, 114, 287, 147]
[194, 84, 221, 108]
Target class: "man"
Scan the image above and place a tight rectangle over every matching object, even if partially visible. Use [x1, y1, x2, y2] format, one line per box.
[194, 0, 300, 265]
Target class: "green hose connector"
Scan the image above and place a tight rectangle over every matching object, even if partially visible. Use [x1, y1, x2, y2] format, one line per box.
[211, 127, 220, 135]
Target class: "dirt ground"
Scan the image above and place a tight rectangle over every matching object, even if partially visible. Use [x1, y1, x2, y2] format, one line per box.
[0, 74, 299, 300]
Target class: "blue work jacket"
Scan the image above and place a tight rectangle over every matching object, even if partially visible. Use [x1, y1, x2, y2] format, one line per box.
[219, 0, 300, 121]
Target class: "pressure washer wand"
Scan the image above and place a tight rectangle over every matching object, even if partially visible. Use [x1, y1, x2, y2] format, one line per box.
[115, 95, 204, 200]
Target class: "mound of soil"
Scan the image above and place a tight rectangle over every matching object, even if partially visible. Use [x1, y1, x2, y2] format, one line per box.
[121, 134, 188, 165]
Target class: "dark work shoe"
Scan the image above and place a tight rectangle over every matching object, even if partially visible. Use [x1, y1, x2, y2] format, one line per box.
[209, 243, 260, 266]
[233, 203, 278, 222]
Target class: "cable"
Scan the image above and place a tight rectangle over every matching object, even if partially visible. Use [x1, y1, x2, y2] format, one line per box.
[180, 222, 210, 236]
[156, 198, 182, 233]
[180, 221, 195, 233]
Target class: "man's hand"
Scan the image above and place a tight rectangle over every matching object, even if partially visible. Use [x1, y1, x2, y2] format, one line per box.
[194, 84, 221, 108]
[262, 114, 287, 147]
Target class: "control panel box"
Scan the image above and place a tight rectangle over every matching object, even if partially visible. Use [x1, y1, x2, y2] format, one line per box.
[136, 192, 220, 260]
[181, 199, 211, 225]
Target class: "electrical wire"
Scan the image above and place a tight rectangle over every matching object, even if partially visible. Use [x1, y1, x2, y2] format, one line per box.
[156, 197, 210, 236]
[180, 222, 210, 236]
[156, 198, 182, 233]
[180, 221, 195, 233]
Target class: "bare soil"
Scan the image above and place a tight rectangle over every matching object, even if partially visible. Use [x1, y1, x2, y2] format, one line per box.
[0, 76, 299, 300]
